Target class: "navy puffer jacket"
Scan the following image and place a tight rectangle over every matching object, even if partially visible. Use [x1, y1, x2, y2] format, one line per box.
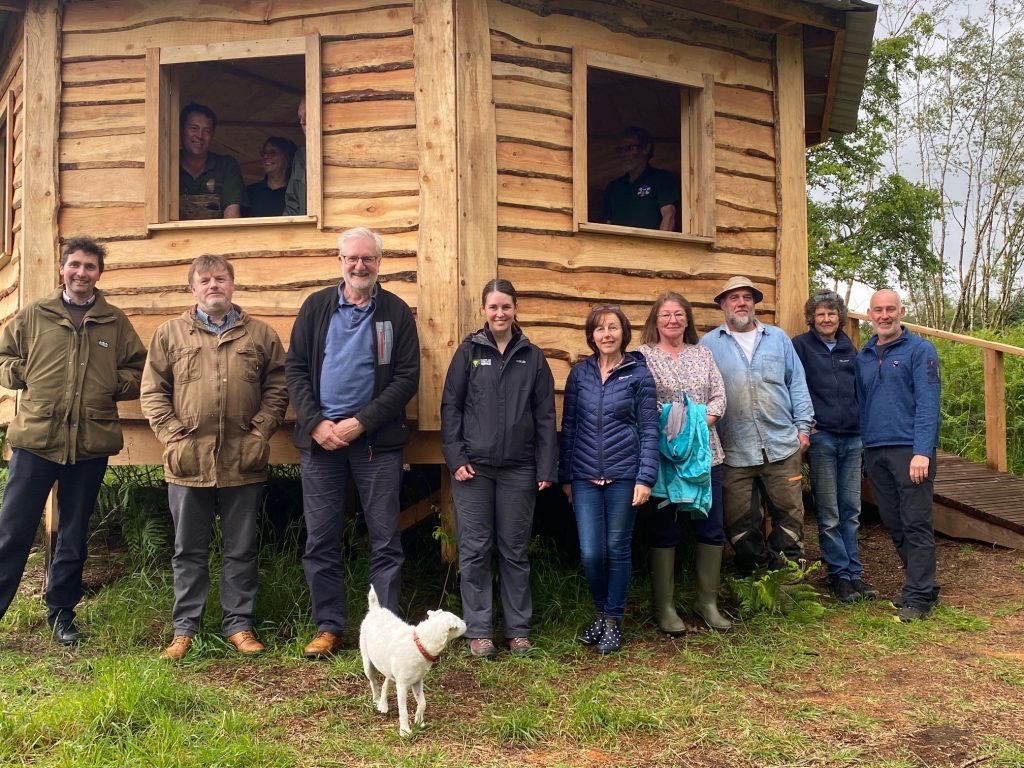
[558, 352, 659, 486]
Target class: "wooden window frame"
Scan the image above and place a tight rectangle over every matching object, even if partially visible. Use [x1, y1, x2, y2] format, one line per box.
[145, 34, 322, 231]
[0, 90, 13, 264]
[572, 48, 715, 244]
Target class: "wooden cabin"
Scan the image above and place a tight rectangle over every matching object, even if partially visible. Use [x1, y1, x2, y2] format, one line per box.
[0, 0, 876, 471]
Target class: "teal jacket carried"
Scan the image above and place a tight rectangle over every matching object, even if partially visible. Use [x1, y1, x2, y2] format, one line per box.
[651, 398, 712, 518]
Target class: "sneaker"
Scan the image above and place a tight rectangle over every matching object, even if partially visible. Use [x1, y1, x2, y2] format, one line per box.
[468, 638, 498, 658]
[830, 578, 860, 603]
[851, 578, 878, 600]
[578, 616, 605, 646]
[507, 637, 534, 657]
[895, 603, 933, 623]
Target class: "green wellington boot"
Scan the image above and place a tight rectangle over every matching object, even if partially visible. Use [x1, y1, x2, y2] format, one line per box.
[650, 547, 686, 636]
[693, 543, 732, 631]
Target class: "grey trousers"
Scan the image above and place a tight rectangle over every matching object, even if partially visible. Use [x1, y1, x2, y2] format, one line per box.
[168, 483, 264, 637]
[300, 443, 404, 633]
[451, 463, 536, 639]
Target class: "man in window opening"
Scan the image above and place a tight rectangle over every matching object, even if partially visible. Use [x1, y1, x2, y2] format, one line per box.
[0, 237, 146, 646]
[141, 255, 288, 661]
[602, 126, 679, 231]
[283, 97, 307, 216]
[179, 102, 247, 220]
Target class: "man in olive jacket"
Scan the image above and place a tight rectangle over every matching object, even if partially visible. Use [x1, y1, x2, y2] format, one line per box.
[0, 237, 146, 645]
[141, 255, 288, 661]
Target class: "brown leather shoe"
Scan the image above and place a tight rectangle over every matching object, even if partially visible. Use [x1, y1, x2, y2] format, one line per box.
[161, 635, 193, 661]
[226, 630, 265, 655]
[303, 631, 342, 658]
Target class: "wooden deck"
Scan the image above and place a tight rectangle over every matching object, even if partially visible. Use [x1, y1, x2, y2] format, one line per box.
[931, 450, 1024, 549]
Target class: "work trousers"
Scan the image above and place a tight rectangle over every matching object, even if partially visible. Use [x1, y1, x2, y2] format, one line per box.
[451, 463, 536, 639]
[722, 450, 805, 574]
[300, 440, 404, 633]
[167, 483, 264, 636]
[864, 446, 938, 608]
[0, 448, 107, 626]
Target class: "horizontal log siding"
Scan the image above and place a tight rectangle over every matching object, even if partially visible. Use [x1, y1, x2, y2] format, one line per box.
[489, 1, 779, 375]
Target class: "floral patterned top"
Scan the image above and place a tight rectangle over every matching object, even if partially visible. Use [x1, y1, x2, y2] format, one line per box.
[638, 343, 727, 466]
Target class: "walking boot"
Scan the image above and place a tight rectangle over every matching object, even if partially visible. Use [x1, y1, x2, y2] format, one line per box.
[595, 618, 622, 655]
[578, 615, 605, 646]
[650, 547, 686, 636]
[692, 544, 732, 631]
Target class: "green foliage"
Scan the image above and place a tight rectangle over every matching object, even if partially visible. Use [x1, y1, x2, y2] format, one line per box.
[726, 558, 825, 623]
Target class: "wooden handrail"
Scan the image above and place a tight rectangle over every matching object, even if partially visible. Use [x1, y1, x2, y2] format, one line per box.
[847, 311, 1022, 472]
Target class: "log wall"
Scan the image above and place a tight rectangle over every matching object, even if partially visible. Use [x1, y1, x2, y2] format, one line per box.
[487, 1, 786, 397]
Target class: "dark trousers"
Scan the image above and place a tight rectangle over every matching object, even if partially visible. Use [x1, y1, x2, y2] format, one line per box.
[167, 483, 264, 637]
[0, 448, 108, 625]
[649, 464, 726, 547]
[864, 446, 938, 608]
[300, 441, 404, 633]
[451, 464, 536, 639]
[722, 451, 805, 574]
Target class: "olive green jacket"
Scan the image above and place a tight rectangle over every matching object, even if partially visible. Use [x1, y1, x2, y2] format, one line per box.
[140, 307, 288, 488]
[0, 288, 146, 463]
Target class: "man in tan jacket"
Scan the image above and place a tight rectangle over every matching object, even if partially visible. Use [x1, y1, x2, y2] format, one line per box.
[142, 255, 287, 660]
[0, 237, 146, 645]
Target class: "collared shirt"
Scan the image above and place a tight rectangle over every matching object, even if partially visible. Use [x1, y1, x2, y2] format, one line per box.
[700, 320, 814, 467]
[319, 283, 377, 419]
[194, 306, 241, 335]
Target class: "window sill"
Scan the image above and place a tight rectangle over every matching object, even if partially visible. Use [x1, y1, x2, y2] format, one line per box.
[147, 215, 317, 232]
[577, 221, 714, 245]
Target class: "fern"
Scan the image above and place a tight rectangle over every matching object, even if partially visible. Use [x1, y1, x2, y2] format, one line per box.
[726, 557, 825, 623]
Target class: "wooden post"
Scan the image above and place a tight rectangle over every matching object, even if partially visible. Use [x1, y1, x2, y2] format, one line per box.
[773, 33, 808, 335]
[439, 470, 457, 564]
[984, 348, 1007, 472]
[23, 0, 62, 581]
[414, 0, 459, 431]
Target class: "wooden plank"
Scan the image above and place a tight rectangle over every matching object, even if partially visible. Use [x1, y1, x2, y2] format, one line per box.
[933, 501, 1024, 550]
[322, 67, 415, 97]
[322, 194, 419, 231]
[491, 77, 572, 116]
[489, 29, 571, 68]
[497, 205, 573, 233]
[323, 128, 419, 169]
[716, 114, 776, 158]
[321, 33, 414, 71]
[439, 472, 456, 562]
[323, 165, 419, 197]
[497, 173, 572, 212]
[984, 348, 1008, 472]
[59, 133, 145, 165]
[61, 80, 143, 105]
[60, 102, 146, 138]
[716, 145, 776, 180]
[413, 0, 458, 431]
[716, 172, 777, 215]
[58, 205, 147, 239]
[62, 57, 146, 83]
[62, 167, 146, 205]
[322, 99, 416, 133]
[691, 74, 716, 237]
[491, 60, 571, 90]
[717, 202, 775, 230]
[715, 84, 774, 123]
[773, 34, 808, 336]
[494, 106, 572, 149]
[571, 47, 587, 232]
[495, 141, 572, 179]
[305, 31, 323, 225]
[150, 37, 307, 66]
[61, 8, 414, 59]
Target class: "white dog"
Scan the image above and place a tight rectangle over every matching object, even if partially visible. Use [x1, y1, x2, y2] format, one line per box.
[359, 585, 466, 736]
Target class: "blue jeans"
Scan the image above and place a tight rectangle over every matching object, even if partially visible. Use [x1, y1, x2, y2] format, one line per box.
[572, 480, 637, 620]
[807, 432, 863, 582]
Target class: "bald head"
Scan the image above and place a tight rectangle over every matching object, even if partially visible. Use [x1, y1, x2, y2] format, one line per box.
[866, 289, 906, 345]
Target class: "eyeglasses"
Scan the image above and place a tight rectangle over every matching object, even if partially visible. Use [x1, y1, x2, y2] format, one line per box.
[615, 143, 642, 155]
[342, 256, 378, 266]
[657, 312, 686, 321]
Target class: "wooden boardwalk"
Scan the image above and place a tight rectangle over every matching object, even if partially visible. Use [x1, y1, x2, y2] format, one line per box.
[931, 450, 1024, 549]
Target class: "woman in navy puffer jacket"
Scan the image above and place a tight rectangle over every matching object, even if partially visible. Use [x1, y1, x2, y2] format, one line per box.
[559, 306, 659, 654]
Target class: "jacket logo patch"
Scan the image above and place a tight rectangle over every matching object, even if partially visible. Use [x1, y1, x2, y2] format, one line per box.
[98, 340, 109, 348]
[473, 358, 492, 367]
[514, 359, 526, 364]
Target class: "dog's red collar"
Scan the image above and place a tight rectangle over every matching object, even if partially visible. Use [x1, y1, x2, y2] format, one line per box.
[413, 630, 438, 663]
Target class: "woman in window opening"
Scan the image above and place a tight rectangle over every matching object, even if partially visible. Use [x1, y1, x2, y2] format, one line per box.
[440, 279, 557, 659]
[637, 291, 731, 633]
[559, 305, 659, 654]
[246, 136, 297, 217]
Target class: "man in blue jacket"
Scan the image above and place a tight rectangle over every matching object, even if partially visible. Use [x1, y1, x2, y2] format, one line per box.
[857, 289, 941, 622]
[793, 291, 876, 603]
[701, 276, 814, 574]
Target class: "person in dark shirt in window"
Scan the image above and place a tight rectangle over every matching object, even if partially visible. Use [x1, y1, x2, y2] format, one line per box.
[179, 103, 247, 220]
[284, 97, 307, 216]
[602, 127, 679, 231]
[246, 136, 297, 217]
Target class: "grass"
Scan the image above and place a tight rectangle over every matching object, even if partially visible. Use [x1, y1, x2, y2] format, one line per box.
[0, 473, 1022, 766]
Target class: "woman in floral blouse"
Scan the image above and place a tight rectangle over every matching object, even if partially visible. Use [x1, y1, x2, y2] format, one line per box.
[638, 291, 731, 632]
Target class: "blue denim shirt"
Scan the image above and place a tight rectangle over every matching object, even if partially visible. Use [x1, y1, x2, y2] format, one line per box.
[700, 322, 814, 467]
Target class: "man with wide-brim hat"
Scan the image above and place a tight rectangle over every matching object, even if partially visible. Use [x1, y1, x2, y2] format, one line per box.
[700, 276, 814, 574]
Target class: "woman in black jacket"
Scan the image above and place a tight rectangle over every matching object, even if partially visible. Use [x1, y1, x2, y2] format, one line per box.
[559, 306, 659, 654]
[440, 279, 557, 658]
